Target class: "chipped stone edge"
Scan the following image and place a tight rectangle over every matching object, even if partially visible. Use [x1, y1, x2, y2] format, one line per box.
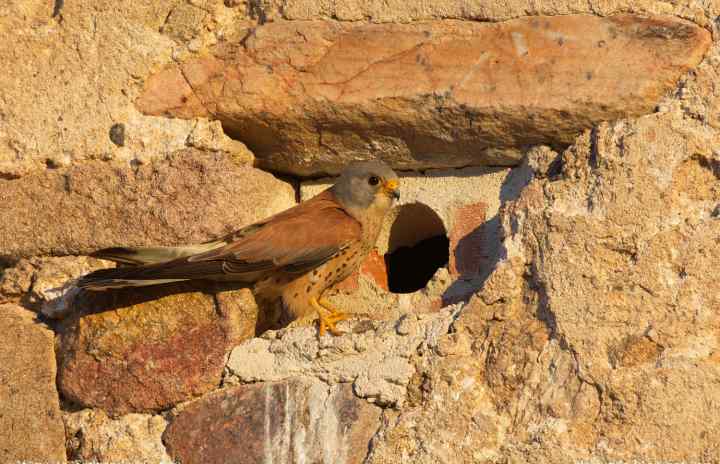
[221, 303, 466, 408]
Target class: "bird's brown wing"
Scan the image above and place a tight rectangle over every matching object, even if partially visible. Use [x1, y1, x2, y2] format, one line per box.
[78, 189, 363, 289]
[189, 189, 362, 276]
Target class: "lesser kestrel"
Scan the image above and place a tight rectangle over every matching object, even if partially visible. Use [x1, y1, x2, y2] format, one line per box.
[78, 161, 400, 336]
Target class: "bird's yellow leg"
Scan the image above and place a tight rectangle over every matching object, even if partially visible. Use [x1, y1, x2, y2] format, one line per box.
[310, 297, 348, 336]
[318, 298, 349, 321]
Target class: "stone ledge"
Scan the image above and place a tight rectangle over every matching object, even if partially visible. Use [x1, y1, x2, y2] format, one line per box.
[225, 304, 463, 407]
[137, 15, 711, 176]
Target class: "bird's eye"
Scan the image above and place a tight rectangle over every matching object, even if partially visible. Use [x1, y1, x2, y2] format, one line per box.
[368, 176, 380, 186]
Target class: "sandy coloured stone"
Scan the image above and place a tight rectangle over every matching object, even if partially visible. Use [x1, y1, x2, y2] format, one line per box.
[0, 0, 252, 178]
[137, 15, 710, 175]
[249, 0, 718, 27]
[0, 304, 66, 463]
[64, 409, 173, 463]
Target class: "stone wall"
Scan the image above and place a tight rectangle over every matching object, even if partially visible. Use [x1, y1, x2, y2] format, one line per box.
[1, 0, 719, 463]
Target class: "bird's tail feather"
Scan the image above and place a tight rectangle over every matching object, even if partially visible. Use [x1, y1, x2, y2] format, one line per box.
[77, 258, 228, 291]
[91, 241, 225, 266]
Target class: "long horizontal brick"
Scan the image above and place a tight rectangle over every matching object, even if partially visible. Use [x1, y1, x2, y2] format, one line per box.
[137, 15, 710, 175]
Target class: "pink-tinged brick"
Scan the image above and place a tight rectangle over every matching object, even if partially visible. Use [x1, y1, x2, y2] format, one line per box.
[360, 250, 389, 291]
[334, 250, 388, 293]
[449, 202, 488, 277]
[334, 271, 360, 292]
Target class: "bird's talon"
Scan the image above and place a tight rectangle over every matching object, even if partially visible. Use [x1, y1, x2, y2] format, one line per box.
[312, 297, 349, 337]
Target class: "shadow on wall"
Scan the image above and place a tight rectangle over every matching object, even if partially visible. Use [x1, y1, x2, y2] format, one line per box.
[441, 163, 536, 306]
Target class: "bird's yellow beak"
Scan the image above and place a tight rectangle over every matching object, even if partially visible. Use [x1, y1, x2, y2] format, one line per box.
[384, 179, 400, 200]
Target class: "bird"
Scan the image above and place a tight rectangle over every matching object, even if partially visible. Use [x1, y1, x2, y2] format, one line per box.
[77, 161, 400, 336]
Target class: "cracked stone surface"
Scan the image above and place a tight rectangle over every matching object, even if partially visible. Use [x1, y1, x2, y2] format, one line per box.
[247, 0, 719, 27]
[136, 15, 710, 175]
[362, 44, 720, 463]
[3, 0, 720, 462]
[484, 108, 720, 461]
[0, 256, 113, 319]
[226, 305, 462, 407]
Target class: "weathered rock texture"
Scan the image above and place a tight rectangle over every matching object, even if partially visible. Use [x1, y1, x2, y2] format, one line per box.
[0, 0, 252, 178]
[137, 15, 710, 175]
[250, 0, 719, 26]
[363, 45, 720, 461]
[226, 306, 461, 407]
[0, 150, 295, 261]
[2, 0, 720, 462]
[482, 114, 720, 461]
[0, 304, 66, 463]
[64, 409, 173, 463]
[57, 284, 259, 416]
[164, 379, 381, 464]
[0, 256, 113, 318]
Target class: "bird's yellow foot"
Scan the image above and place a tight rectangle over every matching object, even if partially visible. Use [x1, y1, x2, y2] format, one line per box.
[311, 297, 349, 337]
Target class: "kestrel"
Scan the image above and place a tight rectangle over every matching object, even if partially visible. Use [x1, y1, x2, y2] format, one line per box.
[77, 161, 400, 336]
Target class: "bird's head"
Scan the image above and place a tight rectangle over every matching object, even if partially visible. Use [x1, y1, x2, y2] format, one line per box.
[332, 160, 400, 216]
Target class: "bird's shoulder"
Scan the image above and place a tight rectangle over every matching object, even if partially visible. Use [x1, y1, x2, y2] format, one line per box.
[211, 188, 357, 243]
[190, 188, 362, 267]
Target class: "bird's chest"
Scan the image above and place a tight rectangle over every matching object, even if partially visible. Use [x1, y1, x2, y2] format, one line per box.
[310, 242, 368, 287]
[307, 213, 383, 289]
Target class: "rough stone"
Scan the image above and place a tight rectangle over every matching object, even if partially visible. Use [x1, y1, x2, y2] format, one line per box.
[365, 260, 551, 463]
[0, 150, 295, 261]
[0, 304, 66, 463]
[57, 283, 259, 416]
[251, 0, 719, 28]
[3, 0, 720, 461]
[509, 112, 720, 384]
[225, 305, 462, 407]
[187, 119, 255, 164]
[362, 39, 720, 463]
[448, 202, 488, 277]
[0, 0, 252, 178]
[364, 74, 720, 461]
[136, 15, 710, 175]
[0, 259, 36, 297]
[163, 379, 382, 464]
[0, 256, 113, 318]
[488, 109, 720, 460]
[64, 409, 173, 463]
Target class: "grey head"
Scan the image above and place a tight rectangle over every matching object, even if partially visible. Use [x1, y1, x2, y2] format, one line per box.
[332, 160, 400, 213]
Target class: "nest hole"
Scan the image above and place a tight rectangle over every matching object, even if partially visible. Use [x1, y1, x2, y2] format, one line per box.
[384, 203, 449, 294]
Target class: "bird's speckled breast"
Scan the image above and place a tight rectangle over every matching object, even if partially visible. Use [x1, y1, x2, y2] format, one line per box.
[278, 205, 388, 321]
